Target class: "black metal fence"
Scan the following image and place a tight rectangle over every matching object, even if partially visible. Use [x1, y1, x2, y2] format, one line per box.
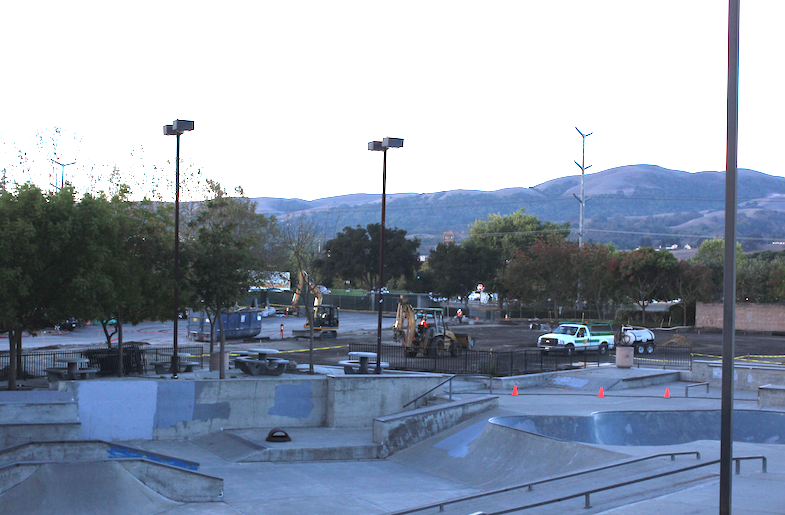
[348, 343, 693, 376]
[0, 344, 207, 379]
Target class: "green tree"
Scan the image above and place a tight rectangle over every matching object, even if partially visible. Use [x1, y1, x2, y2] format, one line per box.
[617, 247, 679, 324]
[575, 243, 619, 319]
[668, 260, 714, 325]
[690, 238, 745, 300]
[426, 240, 500, 304]
[185, 183, 270, 378]
[315, 223, 420, 290]
[467, 209, 570, 308]
[78, 191, 177, 377]
[0, 184, 87, 388]
[507, 236, 579, 317]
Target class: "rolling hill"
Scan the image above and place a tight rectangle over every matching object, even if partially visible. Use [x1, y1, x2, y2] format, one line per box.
[251, 165, 785, 251]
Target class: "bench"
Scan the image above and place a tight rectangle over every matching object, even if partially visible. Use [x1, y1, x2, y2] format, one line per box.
[151, 361, 201, 374]
[45, 367, 99, 382]
[235, 357, 289, 376]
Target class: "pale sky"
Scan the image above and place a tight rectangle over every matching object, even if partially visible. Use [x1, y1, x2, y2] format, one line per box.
[2, 1, 783, 201]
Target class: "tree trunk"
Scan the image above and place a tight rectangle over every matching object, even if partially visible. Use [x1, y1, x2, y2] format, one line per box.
[117, 309, 124, 378]
[209, 311, 216, 355]
[7, 328, 19, 390]
[216, 306, 226, 380]
[15, 335, 22, 381]
[305, 290, 314, 374]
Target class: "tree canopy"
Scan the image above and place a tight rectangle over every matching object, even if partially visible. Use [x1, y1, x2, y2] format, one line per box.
[315, 223, 420, 290]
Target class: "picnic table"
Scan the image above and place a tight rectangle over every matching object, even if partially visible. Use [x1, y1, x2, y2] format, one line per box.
[236, 348, 288, 376]
[46, 358, 98, 382]
[151, 353, 201, 374]
[339, 352, 389, 374]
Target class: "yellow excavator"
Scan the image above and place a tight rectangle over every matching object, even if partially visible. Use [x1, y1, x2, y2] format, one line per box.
[392, 296, 475, 357]
[291, 270, 339, 339]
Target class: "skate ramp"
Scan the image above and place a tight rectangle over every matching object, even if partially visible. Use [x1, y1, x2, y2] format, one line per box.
[0, 461, 179, 515]
[389, 418, 628, 490]
[495, 409, 785, 446]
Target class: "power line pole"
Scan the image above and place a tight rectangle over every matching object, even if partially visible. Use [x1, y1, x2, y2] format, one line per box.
[573, 127, 592, 246]
[50, 159, 76, 191]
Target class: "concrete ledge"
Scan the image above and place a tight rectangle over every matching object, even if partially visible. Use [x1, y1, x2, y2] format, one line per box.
[0, 440, 199, 471]
[488, 372, 556, 391]
[0, 422, 81, 449]
[373, 395, 498, 455]
[759, 384, 785, 407]
[608, 371, 681, 390]
[117, 459, 223, 502]
[693, 361, 785, 391]
[239, 443, 384, 462]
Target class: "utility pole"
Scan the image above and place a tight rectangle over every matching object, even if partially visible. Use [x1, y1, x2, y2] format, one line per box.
[50, 159, 76, 190]
[573, 128, 592, 246]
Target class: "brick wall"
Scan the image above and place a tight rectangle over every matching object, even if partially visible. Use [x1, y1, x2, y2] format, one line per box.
[696, 302, 785, 332]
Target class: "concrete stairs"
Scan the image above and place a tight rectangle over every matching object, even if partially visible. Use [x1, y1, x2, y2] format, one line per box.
[0, 391, 81, 448]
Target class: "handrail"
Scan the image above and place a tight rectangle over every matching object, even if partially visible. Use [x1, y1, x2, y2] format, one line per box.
[387, 451, 701, 515]
[486, 455, 767, 514]
[685, 381, 710, 397]
[403, 375, 456, 408]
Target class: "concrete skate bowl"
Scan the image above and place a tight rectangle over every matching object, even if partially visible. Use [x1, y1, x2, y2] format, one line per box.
[494, 410, 785, 446]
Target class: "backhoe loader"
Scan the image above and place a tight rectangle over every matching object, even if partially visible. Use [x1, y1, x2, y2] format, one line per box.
[392, 296, 475, 357]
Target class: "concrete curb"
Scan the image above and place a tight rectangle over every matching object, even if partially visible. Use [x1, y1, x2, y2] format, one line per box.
[373, 395, 499, 455]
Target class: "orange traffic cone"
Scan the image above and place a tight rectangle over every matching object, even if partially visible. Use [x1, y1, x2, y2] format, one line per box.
[598, 387, 605, 398]
[664, 388, 670, 399]
[512, 385, 518, 396]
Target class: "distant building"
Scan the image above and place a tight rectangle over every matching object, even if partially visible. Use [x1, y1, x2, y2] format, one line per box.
[443, 231, 455, 244]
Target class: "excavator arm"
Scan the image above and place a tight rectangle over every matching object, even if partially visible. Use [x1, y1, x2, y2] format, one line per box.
[392, 296, 416, 350]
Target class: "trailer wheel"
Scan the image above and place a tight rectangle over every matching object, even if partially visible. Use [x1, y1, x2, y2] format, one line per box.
[449, 342, 461, 357]
[428, 337, 445, 358]
[645, 343, 655, 354]
[635, 343, 646, 355]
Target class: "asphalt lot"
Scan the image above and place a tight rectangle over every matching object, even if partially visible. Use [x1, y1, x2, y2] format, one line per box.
[3, 312, 784, 366]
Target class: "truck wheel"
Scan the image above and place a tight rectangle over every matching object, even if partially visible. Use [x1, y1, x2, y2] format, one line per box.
[449, 342, 461, 357]
[428, 337, 445, 358]
[645, 343, 655, 354]
[599, 344, 608, 355]
[564, 344, 575, 357]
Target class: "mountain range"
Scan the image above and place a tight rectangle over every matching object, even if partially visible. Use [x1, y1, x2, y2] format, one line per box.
[251, 165, 785, 252]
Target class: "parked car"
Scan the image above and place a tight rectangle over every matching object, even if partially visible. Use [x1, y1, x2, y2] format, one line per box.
[55, 318, 78, 331]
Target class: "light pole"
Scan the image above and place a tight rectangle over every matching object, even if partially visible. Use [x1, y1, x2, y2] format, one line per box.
[368, 137, 404, 374]
[163, 119, 194, 379]
[573, 127, 592, 246]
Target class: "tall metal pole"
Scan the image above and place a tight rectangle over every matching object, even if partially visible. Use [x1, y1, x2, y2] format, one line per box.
[376, 148, 387, 374]
[720, 1, 740, 513]
[573, 128, 592, 246]
[172, 133, 181, 379]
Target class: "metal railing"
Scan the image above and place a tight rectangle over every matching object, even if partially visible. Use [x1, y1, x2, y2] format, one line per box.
[487, 455, 767, 514]
[0, 344, 206, 378]
[387, 451, 701, 515]
[389, 453, 769, 515]
[348, 343, 692, 377]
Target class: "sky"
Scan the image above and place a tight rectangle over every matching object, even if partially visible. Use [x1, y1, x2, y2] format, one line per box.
[2, 1, 783, 202]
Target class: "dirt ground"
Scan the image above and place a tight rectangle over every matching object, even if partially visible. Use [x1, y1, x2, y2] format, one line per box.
[291, 320, 785, 367]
